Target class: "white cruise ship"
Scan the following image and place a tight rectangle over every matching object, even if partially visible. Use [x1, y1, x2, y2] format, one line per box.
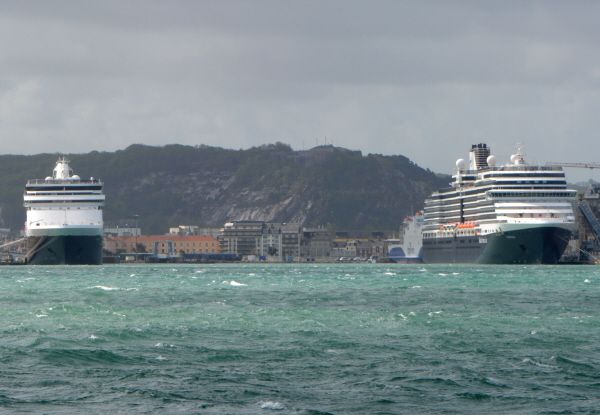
[422, 144, 576, 264]
[23, 157, 105, 264]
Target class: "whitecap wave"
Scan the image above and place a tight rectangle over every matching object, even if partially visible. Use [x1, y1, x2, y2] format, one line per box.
[223, 280, 247, 286]
[259, 401, 285, 410]
[90, 286, 138, 292]
[91, 285, 120, 291]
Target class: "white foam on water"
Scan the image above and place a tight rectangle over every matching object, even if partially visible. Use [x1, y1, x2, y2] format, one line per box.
[259, 401, 285, 410]
[530, 330, 537, 335]
[194, 270, 205, 273]
[399, 313, 407, 320]
[411, 285, 422, 289]
[129, 273, 136, 277]
[584, 279, 591, 283]
[409, 311, 416, 316]
[223, 280, 247, 286]
[522, 357, 555, 368]
[89, 334, 98, 340]
[438, 273, 448, 276]
[36, 314, 48, 318]
[419, 268, 427, 272]
[90, 286, 137, 292]
[91, 285, 120, 291]
[248, 273, 256, 276]
[427, 311, 443, 317]
[156, 355, 167, 361]
[452, 272, 460, 275]
[155, 342, 163, 347]
[384, 272, 396, 276]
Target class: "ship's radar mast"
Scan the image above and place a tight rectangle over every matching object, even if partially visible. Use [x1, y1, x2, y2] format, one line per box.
[510, 143, 526, 165]
[52, 157, 74, 180]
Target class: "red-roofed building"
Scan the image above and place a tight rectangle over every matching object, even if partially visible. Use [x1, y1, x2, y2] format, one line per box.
[104, 235, 220, 255]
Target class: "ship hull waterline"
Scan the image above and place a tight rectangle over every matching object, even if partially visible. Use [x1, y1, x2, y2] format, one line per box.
[421, 226, 572, 264]
[26, 235, 103, 265]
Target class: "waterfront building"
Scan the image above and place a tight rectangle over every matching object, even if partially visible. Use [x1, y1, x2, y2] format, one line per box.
[259, 222, 302, 261]
[219, 221, 302, 260]
[219, 221, 264, 256]
[104, 226, 141, 237]
[301, 226, 333, 259]
[104, 235, 220, 256]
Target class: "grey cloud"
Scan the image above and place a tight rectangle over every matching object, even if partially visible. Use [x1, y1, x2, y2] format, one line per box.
[0, 1, 599, 182]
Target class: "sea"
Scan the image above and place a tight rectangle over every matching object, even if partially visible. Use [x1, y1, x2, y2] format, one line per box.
[1, 264, 599, 414]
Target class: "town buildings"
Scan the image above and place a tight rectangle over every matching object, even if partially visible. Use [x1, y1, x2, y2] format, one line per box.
[219, 221, 302, 261]
[104, 235, 220, 256]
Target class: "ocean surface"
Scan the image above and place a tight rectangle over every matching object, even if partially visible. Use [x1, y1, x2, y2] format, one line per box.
[0, 264, 599, 414]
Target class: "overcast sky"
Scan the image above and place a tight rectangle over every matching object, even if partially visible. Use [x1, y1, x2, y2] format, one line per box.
[1, 1, 600, 180]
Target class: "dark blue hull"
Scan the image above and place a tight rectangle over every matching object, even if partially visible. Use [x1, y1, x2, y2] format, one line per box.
[26, 235, 103, 265]
[422, 226, 572, 264]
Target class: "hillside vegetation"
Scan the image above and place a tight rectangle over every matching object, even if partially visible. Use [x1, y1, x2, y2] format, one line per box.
[0, 143, 449, 234]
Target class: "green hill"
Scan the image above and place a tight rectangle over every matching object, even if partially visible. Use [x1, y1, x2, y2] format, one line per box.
[0, 143, 449, 234]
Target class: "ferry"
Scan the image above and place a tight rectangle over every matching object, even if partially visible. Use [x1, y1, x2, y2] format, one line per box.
[23, 158, 105, 264]
[421, 144, 576, 264]
[387, 212, 423, 263]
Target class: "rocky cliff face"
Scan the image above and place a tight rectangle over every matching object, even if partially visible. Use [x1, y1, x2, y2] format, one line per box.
[0, 143, 449, 234]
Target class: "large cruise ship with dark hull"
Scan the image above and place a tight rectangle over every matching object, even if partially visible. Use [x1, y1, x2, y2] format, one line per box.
[422, 144, 576, 264]
[24, 158, 105, 265]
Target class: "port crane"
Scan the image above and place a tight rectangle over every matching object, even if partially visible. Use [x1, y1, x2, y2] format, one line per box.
[545, 161, 600, 250]
[546, 162, 600, 169]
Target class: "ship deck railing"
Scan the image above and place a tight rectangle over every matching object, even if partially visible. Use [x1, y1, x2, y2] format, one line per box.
[26, 179, 102, 185]
[458, 165, 562, 174]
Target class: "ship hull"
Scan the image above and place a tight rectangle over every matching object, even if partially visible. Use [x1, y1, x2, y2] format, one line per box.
[26, 235, 103, 265]
[422, 226, 572, 264]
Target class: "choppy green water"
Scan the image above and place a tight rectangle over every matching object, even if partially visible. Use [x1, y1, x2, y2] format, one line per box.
[1, 264, 599, 414]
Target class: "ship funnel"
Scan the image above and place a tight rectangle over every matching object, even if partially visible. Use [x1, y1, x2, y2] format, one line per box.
[469, 143, 491, 170]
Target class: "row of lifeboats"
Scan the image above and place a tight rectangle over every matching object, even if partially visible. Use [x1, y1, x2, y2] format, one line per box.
[439, 222, 477, 230]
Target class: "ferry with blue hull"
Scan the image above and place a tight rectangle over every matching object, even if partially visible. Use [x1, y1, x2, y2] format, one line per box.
[422, 144, 576, 264]
[24, 158, 105, 265]
[388, 212, 424, 263]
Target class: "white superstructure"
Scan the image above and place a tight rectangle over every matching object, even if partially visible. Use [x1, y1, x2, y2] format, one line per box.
[388, 212, 424, 261]
[24, 158, 105, 237]
[423, 144, 576, 240]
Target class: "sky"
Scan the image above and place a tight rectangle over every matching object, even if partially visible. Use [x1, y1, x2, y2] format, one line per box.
[1, 1, 600, 181]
